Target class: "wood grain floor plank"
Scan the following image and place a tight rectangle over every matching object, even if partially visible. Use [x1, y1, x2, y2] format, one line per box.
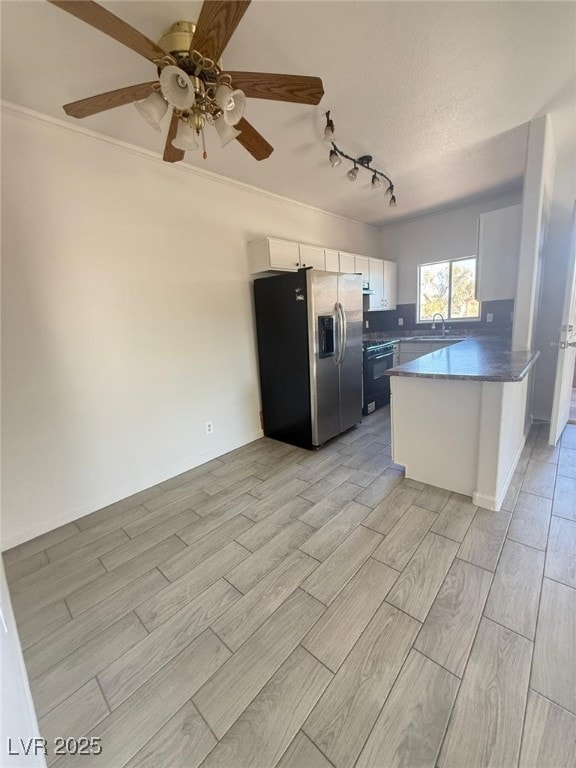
[176, 495, 258, 545]
[457, 509, 511, 571]
[372, 505, 436, 571]
[301, 525, 382, 605]
[416, 484, 452, 512]
[362, 483, 423, 535]
[55, 630, 230, 768]
[99, 579, 240, 709]
[386, 532, 459, 621]
[158, 459, 225, 491]
[299, 501, 371, 561]
[39, 679, 109, 765]
[76, 486, 165, 529]
[235, 498, 312, 552]
[100, 509, 200, 570]
[30, 612, 147, 718]
[2, 522, 80, 567]
[15, 599, 72, 651]
[4, 550, 48, 583]
[249, 467, 310, 501]
[484, 539, 544, 639]
[136, 541, 249, 631]
[302, 600, 420, 768]
[531, 578, 576, 713]
[192, 476, 263, 517]
[212, 550, 318, 652]
[414, 558, 493, 677]
[521, 459, 557, 499]
[508, 491, 552, 550]
[356, 650, 459, 768]
[295, 451, 346, 483]
[159, 515, 254, 582]
[299, 465, 357, 504]
[558, 446, 576, 479]
[226, 521, 314, 594]
[123, 493, 207, 538]
[302, 557, 397, 672]
[545, 515, 576, 588]
[353, 467, 403, 508]
[124, 701, 216, 768]
[201, 646, 332, 768]
[65, 535, 186, 617]
[501, 471, 524, 513]
[276, 731, 334, 768]
[438, 618, 532, 768]
[24, 568, 168, 680]
[194, 589, 325, 739]
[298, 482, 361, 529]
[552, 474, 576, 521]
[431, 493, 478, 542]
[518, 690, 576, 768]
[243, 479, 312, 523]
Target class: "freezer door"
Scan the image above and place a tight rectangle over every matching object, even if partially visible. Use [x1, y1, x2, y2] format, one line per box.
[308, 270, 340, 445]
[337, 272, 363, 432]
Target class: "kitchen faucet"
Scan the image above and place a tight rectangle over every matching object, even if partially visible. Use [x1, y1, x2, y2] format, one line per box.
[431, 313, 446, 337]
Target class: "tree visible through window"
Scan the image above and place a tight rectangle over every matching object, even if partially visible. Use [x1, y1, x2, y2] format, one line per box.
[418, 257, 480, 321]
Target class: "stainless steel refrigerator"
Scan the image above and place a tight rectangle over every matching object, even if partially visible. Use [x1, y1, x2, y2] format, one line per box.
[253, 268, 363, 449]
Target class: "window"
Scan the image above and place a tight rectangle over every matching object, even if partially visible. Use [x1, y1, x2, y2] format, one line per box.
[417, 256, 480, 322]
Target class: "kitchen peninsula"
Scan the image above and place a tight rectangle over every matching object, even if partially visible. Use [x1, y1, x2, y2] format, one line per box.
[385, 337, 540, 511]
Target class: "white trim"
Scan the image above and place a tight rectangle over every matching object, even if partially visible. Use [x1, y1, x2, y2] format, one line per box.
[1, 101, 377, 234]
[472, 427, 527, 511]
[1, 430, 264, 551]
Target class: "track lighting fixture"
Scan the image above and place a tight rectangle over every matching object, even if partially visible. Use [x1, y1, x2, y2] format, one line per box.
[323, 110, 335, 141]
[322, 112, 397, 207]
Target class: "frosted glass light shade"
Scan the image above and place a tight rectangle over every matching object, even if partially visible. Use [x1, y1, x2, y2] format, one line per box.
[134, 92, 168, 131]
[172, 120, 199, 151]
[160, 65, 196, 109]
[215, 84, 245, 126]
[214, 116, 241, 146]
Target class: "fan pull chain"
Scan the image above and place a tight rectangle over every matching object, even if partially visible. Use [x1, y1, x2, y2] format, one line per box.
[201, 127, 207, 159]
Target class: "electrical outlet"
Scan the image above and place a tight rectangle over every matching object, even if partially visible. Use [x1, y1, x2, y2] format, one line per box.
[398, 318, 404, 326]
[487, 313, 493, 323]
[365, 320, 369, 329]
[205, 421, 214, 434]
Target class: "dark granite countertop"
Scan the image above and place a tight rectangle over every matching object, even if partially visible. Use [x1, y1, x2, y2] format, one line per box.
[384, 336, 540, 382]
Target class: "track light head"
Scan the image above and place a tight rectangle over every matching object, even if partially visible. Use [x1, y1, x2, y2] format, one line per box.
[323, 110, 335, 141]
[389, 194, 397, 207]
[371, 173, 381, 190]
[347, 164, 358, 182]
[329, 149, 341, 167]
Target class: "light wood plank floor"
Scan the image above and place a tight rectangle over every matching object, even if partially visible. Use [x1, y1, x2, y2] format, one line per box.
[4, 412, 576, 768]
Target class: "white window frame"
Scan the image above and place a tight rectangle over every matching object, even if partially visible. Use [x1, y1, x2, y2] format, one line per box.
[417, 255, 481, 323]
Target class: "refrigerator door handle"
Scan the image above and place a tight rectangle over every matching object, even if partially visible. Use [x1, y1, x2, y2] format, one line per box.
[334, 302, 342, 365]
[338, 302, 348, 364]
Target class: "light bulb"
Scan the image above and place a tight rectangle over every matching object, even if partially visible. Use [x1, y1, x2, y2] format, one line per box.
[329, 149, 341, 167]
[371, 173, 381, 190]
[347, 165, 358, 182]
[385, 183, 394, 197]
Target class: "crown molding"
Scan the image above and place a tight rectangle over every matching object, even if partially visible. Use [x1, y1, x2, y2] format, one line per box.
[1, 100, 377, 233]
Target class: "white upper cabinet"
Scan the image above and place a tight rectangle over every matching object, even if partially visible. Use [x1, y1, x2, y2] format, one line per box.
[339, 252, 356, 273]
[299, 244, 325, 270]
[355, 255, 370, 285]
[249, 238, 301, 272]
[324, 249, 340, 272]
[367, 258, 397, 311]
[477, 204, 522, 301]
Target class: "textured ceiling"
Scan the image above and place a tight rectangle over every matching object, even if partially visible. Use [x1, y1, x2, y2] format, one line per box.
[1, 1, 574, 226]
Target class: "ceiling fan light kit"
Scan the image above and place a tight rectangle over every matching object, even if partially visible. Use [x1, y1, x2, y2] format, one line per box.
[46, 0, 325, 164]
[323, 112, 398, 207]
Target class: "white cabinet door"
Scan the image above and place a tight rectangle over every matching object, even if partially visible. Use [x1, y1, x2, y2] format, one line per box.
[368, 258, 384, 311]
[477, 204, 521, 301]
[269, 239, 301, 270]
[339, 252, 356, 273]
[383, 260, 397, 309]
[299, 244, 325, 270]
[325, 249, 340, 272]
[355, 255, 370, 285]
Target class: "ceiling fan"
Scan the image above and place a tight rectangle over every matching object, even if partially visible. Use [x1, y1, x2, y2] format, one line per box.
[47, 0, 325, 162]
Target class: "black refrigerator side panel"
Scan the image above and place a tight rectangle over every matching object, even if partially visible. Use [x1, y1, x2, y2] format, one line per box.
[253, 272, 313, 449]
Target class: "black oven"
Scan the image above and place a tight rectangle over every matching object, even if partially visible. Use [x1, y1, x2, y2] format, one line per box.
[363, 342, 395, 415]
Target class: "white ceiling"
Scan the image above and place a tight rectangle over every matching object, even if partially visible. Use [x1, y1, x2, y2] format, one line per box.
[2, 1, 574, 226]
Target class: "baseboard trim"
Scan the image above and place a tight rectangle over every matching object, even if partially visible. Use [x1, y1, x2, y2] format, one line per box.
[2, 430, 264, 551]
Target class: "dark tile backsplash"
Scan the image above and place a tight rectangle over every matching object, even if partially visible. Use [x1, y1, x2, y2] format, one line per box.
[364, 299, 514, 333]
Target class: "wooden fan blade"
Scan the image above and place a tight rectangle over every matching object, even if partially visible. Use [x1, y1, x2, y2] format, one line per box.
[163, 111, 185, 163]
[226, 72, 324, 105]
[235, 118, 273, 160]
[191, 1, 251, 61]
[63, 82, 157, 118]
[47, 0, 167, 63]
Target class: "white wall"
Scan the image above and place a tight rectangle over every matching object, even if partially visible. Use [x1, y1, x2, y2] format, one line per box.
[1, 105, 379, 549]
[1, 563, 46, 767]
[379, 191, 522, 305]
